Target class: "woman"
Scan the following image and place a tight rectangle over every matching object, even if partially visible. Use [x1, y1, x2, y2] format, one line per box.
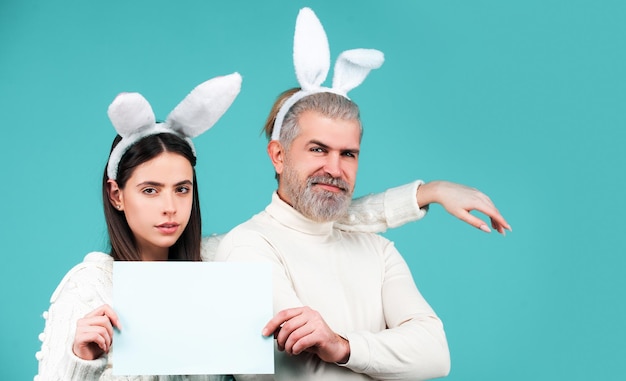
[35, 74, 240, 381]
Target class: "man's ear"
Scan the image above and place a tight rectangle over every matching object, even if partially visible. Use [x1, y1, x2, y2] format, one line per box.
[107, 179, 124, 211]
[267, 140, 285, 175]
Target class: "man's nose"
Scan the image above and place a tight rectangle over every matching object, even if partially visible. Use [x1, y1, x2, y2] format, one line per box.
[323, 154, 342, 178]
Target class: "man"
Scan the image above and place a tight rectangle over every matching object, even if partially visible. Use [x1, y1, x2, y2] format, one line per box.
[216, 7, 511, 380]
[216, 90, 451, 380]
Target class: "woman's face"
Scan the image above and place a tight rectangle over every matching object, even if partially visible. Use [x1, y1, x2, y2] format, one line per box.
[115, 152, 194, 261]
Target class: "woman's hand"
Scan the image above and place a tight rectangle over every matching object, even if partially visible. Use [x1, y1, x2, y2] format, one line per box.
[72, 304, 121, 360]
[417, 181, 512, 234]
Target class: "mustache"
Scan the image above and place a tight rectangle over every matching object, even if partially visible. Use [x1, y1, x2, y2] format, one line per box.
[307, 175, 350, 192]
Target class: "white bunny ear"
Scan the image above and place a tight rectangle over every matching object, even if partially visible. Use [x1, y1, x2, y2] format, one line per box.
[332, 49, 384, 96]
[166, 72, 242, 138]
[272, 8, 385, 141]
[106, 73, 242, 180]
[107, 92, 156, 138]
[293, 7, 330, 90]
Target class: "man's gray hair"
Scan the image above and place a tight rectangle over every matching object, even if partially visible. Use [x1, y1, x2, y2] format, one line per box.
[280, 92, 362, 149]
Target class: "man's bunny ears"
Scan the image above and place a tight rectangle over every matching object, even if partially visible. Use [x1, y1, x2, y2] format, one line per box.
[106, 72, 242, 180]
[271, 7, 384, 141]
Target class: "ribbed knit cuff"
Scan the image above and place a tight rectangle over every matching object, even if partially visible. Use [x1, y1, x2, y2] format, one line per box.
[338, 331, 370, 372]
[63, 348, 108, 380]
[384, 180, 428, 228]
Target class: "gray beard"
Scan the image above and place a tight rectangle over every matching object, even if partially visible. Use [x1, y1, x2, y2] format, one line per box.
[281, 166, 353, 223]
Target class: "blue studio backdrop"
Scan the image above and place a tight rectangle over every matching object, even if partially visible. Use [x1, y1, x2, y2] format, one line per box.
[1, 1, 625, 380]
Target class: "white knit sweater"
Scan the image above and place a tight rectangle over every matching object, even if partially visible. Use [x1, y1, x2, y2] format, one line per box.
[35, 251, 234, 381]
[215, 191, 448, 381]
[35, 181, 425, 381]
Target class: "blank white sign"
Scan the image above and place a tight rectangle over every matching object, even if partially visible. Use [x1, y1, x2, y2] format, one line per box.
[112, 261, 274, 376]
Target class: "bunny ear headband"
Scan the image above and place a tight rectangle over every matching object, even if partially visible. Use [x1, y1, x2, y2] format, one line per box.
[271, 7, 385, 141]
[106, 72, 242, 180]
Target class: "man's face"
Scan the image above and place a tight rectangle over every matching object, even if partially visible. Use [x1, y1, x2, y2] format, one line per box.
[277, 110, 361, 222]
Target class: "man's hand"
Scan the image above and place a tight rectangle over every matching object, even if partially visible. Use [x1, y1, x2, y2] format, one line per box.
[262, 306, 350, 364]
[417, 180, 512, 234]
[73, 304, 121, 360]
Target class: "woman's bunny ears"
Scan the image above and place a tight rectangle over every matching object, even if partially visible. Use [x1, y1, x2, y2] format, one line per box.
[271, 7, 384, 141]
[106, 72, 242, 180]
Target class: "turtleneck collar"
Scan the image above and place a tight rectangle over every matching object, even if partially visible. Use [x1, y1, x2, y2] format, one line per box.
[266, 192, 335, 236]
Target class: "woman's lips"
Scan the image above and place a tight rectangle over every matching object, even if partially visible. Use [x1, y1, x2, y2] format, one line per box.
[156, 222, 179, 234]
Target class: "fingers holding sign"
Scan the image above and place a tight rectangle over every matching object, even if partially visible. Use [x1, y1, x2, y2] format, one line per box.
[72, 304, 121, 360]
[263, 306, 350, 364]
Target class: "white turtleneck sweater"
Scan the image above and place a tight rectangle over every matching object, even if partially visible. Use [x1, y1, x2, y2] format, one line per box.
[35, 181, 427, 381]
[215, 191, 450, 381]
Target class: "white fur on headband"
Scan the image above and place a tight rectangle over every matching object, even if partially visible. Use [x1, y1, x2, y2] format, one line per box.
[106, 72, 242, 180]
[271, 7, 384, 141]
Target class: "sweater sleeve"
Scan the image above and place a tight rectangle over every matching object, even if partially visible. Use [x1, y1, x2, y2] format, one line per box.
[201, 234, 225, 262]
[335, 180, 428, 233]
[35, 253, 112, 381]
[340, 242, 450, 380]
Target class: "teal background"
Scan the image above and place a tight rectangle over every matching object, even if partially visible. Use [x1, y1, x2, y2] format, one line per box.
[1, 0, 624, 379]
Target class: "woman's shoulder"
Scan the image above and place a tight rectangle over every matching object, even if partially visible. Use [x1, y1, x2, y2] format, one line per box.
[201, 234, 225, 262]
[82, 251, 113, 264]
[49, 252, 113, 303]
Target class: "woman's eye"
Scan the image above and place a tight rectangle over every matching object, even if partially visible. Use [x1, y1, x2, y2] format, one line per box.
[177, 186, 190, 194]
[142, 188, 157, 195]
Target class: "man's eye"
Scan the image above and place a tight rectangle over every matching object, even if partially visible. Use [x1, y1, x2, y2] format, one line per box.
[311, 147, 324, 153]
